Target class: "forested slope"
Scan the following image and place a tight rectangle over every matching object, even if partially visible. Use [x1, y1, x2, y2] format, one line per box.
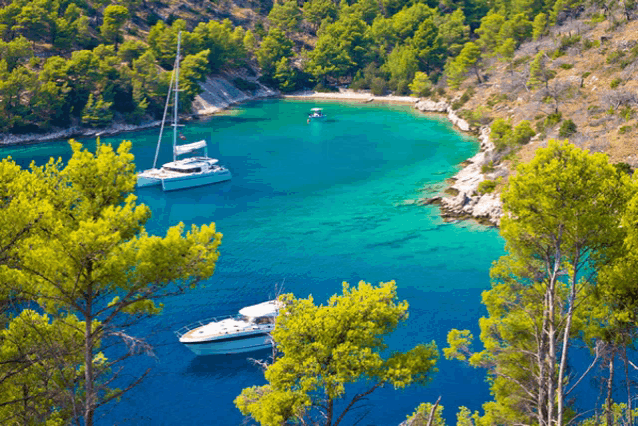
[2, 0, 634, 143]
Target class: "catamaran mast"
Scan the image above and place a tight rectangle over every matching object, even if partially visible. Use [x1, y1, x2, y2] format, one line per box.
[152, 62, 175, 169]
[173, 31, 181, 163]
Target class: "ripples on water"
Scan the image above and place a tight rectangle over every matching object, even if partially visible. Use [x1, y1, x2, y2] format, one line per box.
[1, 100, 504, 425]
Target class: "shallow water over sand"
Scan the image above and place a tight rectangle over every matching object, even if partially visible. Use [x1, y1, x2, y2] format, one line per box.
[1, 99, 504, 425]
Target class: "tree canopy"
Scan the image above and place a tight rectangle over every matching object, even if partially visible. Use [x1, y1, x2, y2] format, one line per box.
[235, 280, 438, 426]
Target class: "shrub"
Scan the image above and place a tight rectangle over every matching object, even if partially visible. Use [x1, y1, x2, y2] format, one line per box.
[560, 35, 581, 50]
[512, 120, 536, 145]
[370, 78, 387, 96]
[583, 39, 600, 50]
[581, 71, 591, 79]
[487, 93, 508, 107]
[620, 106, 633, 121]
[409, 72, 432, 97]
[558, 119, 577, 137]
[452, 87, 475, 110]
[544, 112, 562, 128]
[619, 125, 632, 134]
[559, 63, 574, 70]
[491, 118, 513, 151]
[614, 162, 633, 175]
[481, 160, 495, 174]
[610, 78, 623, 89]
[458, 106, 491, 127]
[478, 179, 497, 194]
[314, 83, 338, 92]
[607, 50, 625, 64]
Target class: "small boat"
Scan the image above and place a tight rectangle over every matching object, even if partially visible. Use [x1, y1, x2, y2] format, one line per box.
[175, 300, 281, 356]
[308, 107, 326, 121]
[137, 31, 231, 191]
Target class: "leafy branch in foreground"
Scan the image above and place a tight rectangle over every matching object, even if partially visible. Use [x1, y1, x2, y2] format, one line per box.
[235, 280, 438, 426]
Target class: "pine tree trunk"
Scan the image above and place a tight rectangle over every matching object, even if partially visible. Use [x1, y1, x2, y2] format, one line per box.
[605, 351, 615, 426]
[84, 281, 95, 426]
[623, 346, 632, 426]
[557, 277, 577, 426]
[326, 397, 333, 426]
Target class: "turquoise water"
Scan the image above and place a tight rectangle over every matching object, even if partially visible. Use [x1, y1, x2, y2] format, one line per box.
[2, 100, 504, 425]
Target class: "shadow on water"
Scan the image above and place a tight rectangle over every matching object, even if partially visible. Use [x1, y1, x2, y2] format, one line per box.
[184, 348, 272, 377]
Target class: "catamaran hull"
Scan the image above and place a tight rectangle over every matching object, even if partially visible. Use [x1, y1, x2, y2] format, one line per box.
[136, 174, 162, 187]
[161, 170, 232, 191]
[182, 332, 272, 356]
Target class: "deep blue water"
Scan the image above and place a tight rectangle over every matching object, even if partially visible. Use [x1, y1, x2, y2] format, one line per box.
[2, 100, 505, 425]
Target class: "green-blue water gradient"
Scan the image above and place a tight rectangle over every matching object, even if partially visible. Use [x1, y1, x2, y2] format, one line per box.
[1, 99, 504, 425]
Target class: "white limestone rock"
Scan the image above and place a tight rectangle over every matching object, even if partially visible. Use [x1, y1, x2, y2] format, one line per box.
[415, 99, 449, 112]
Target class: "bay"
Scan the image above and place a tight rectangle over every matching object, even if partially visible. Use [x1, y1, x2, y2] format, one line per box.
[1, 99, 504, 425]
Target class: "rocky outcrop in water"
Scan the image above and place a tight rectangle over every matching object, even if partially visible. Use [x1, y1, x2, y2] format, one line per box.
[415, 99, 504, 226]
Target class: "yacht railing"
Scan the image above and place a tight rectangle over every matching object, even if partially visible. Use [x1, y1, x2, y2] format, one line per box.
[174, 314, 275, 338]
[174, 314, 236, 338]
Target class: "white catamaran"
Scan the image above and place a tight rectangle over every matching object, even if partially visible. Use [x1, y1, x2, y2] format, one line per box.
[137, 32, 231, 191]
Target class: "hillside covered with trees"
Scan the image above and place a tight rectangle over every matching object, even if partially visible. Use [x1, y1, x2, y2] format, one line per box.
[0, 0, 635, 139]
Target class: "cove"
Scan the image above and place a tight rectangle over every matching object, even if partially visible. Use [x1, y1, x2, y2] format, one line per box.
[0, 99, 504, 425]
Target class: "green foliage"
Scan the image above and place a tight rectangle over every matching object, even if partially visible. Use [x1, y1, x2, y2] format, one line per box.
[303, 0, 337, 30]
[512, 120, 535, 144]
[478, 178, 498, 194]
[81, 94, 113, 127]
[405, 402, 446, 426]
[409, 71, 432, 97]
[307, 14, 372, 82]
[614, 162, 633, 175]
[235, 281, 439, 426]
[532, 12, 547, 40]
[481, 160, 495, 174]
[446, 41, 481, 89]
[452, 87, 474, 110]
[559, 63, 573, 69]
[491, 118, 535, 151]
[100, 5, 129, 49]
[582, 38, 600, 49]
[543, 111, 562, 128]
[268, 0, 302, 34]
[580, 404, 638, 426]
[610, 77, 623, 89]
[558, 118, 577, 137]
[618, 125, 633, 134]
[527, 51, 555, 89]
[450, 140, 635, 425]
[490, 118, 513, 151]
[0, 142, 223, 425]
[370, 76, 387, 95]
[256, 27, 294, 78]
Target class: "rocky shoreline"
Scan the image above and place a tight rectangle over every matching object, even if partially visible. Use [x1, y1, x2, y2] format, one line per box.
[287, 90, 504, 226]
[414, 99, 503, 226]
[0, 74, 277, 147]
[0, 84, 503, 225]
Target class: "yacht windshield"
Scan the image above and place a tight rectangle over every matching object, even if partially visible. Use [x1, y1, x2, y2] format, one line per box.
[163, 166, 202, 173]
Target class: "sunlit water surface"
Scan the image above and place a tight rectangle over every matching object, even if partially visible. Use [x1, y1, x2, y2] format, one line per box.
[2, 99, 505, 425]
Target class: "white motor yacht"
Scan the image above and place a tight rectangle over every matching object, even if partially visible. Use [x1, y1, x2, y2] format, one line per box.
[176, 300, 281, 356]
[308, 107, 326, 120]
[137, 31, 231, 191]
